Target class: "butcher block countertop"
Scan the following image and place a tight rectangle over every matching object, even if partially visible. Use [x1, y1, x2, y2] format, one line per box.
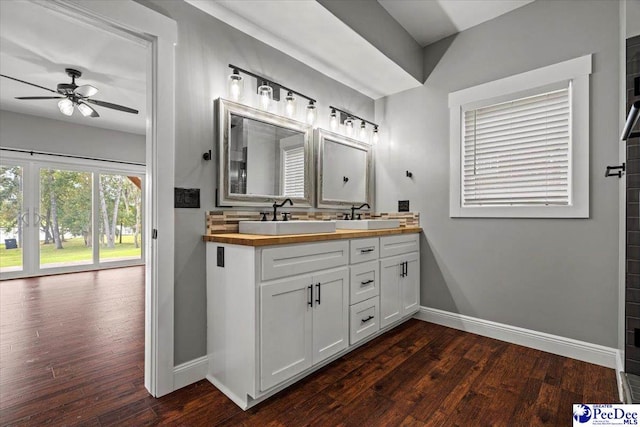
[203, 227, 422, 247]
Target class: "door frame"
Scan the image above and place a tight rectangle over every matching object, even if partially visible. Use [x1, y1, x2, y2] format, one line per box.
[36, 0, 178, 397]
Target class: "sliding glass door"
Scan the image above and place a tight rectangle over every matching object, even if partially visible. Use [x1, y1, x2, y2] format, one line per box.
[0, 162, 26, 274]
[0, 154, 144, 279]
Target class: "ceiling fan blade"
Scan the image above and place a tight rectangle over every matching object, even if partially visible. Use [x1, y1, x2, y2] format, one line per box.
[77, 101, 100, 118]
[74, 84, 98, 98]
[15, 96, 65, 100]
[1, 74, 57, 93]
[85, 98, 138, 114]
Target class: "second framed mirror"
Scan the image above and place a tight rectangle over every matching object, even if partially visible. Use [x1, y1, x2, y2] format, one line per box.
[316, 129, 373, 209]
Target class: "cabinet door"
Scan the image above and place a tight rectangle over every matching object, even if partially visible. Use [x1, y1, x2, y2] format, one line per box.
[312, 267, 349, 365]
[260, 276, 313, 391]
[380, 256, 402, 328]
[401, 253, 420, 316]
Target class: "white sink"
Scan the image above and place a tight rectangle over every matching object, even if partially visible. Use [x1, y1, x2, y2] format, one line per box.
[335, 219, 401, 230]
[239, 220, 336, 235]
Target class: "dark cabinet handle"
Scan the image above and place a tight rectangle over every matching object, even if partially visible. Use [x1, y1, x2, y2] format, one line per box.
[360, 248, 374, 253]
[360, 279, 374, 286]
[361, 315, 374, 323]
[400, 261, 408, 277]
[315, 282, 321, 305]
[308, 285, 313, 307]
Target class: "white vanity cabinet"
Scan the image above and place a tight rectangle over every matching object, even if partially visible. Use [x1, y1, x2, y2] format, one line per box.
[379, 234, 420, 328]
[260, 266, 348, 391]
[205, 230, 420, 410]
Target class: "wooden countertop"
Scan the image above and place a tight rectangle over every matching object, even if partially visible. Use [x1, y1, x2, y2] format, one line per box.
[203, 227, 422, 247]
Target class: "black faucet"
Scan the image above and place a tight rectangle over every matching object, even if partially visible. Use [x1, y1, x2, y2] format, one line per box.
[351, 203, 370, 220]
[272, 198, 293, 221]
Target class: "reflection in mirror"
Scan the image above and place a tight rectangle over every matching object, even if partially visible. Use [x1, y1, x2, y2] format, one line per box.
[228, 114, 305, 198]
[316, 129, 373, 209]
[217, 98, 313, 207]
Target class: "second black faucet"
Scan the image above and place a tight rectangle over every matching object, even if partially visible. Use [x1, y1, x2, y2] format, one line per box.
[272, 198, 294, 221]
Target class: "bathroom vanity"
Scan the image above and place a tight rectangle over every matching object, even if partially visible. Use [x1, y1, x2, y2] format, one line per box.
[204, 227, 421, 409]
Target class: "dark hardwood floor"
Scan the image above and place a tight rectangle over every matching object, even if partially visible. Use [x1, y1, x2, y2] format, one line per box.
[0, 267, 619, 426]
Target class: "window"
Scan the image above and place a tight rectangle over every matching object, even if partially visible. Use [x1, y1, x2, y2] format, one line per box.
[449, 55, 591, 218]
[282, 145, 305, 198]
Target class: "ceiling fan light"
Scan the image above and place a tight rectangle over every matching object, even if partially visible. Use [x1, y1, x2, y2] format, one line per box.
[58, 98, 74, 116]
[77, 103, 95, 117]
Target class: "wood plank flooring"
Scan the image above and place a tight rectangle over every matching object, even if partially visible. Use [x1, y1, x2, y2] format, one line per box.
[0, 267, 619, 426]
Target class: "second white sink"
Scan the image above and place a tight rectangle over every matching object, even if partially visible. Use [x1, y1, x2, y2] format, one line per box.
[335, 219, 401, 230]
[239, 220, 336, 235]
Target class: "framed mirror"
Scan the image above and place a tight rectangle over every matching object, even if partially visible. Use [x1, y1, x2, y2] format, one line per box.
[217, 98, 314, 207]
[316, 129, 373, 209]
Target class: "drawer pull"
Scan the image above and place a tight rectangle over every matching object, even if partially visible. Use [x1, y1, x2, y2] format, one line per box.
[359, 248, 375, 253]
[360, 279, 374, 286]
[361, 315, 375, 323]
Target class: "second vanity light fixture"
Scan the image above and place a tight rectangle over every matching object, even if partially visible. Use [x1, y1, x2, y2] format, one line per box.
[227, 64, 317, 125]
[329, 105, 379, 144]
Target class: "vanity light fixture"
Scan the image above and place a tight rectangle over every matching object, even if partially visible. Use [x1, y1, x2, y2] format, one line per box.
[330, 108, 338, 130]
[344, 117, 354, 136]
[227, 68, 244, 101]
[258, 81, 273, 110]
[227, 64, 317, 120]
[359, 121, 367, 139]
[372, 126, 379, 144]
[285, 91, 296, 118]
[306, 101, 317, 125]
[329, 105, 380, 144]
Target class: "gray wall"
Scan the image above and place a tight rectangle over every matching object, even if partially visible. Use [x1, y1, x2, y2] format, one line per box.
[140, 0, 374, 365]
[375, 0, 620, 347]
[628, 0, 640, 38]
[0, 110, 145, 163]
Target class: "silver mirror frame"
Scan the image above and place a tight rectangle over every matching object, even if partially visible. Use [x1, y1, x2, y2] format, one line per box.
[316, 128, 374, 209]
[216, 98, 314, 207]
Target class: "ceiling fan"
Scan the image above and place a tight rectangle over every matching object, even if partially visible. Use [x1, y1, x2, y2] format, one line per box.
[0, 68, 138, 118]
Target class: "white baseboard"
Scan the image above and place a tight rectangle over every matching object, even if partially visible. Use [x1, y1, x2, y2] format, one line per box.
[173, 356, 208, 391]
[415, 306, 617, 369]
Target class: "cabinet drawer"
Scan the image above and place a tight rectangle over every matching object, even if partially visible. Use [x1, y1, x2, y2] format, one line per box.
[350, 237, 379, 264]
[349, 297, 380, 345]
[380, 233, 419, 258]
[350, 261, 379, 305]
[261, 241, 349, 281]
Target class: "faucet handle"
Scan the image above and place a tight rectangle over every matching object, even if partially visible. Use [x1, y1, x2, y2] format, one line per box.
[357, 213, 362, 220]
[260, 212, 268, 222]
[343, 213, 350, 220]
[281, 212, 291, 222]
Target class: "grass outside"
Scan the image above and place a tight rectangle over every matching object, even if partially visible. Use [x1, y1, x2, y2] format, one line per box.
[0, 235, 142, 269]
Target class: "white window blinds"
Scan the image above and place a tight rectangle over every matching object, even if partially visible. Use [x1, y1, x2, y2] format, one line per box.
[282, 146, 304, 197]
[462, 87, 570, 207]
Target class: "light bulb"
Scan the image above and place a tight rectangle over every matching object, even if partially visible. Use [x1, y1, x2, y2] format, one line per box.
[58, 98, 74, 116]
[372, 126, 379, 144]
[258, 82, 272, 110]
[330, 109, 338, 130]
[344, 117, 354, 136]
[228, 69, 244, 101]
[77, 103, 96, 117]
[359, 121, 367, 139]
[285, 92, 296, 118]
[306, 101, 316, 125]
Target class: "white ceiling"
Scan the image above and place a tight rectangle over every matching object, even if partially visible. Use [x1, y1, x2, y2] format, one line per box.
[378, 0, 535, 47]
[0, 1, 146, 135]
[186, 0, 423, 99]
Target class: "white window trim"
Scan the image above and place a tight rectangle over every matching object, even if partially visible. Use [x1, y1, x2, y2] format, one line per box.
[448, 54, 592, 218]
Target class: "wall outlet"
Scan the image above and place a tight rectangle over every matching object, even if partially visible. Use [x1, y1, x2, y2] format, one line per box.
[398, 200, 410, 212]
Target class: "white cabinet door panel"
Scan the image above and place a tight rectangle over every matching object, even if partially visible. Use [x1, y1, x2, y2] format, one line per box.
[260, 276, 313, 391]
[380, 256, 402, 328]
[402, 253, 420, 315]
[312, 268, 349, 365]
